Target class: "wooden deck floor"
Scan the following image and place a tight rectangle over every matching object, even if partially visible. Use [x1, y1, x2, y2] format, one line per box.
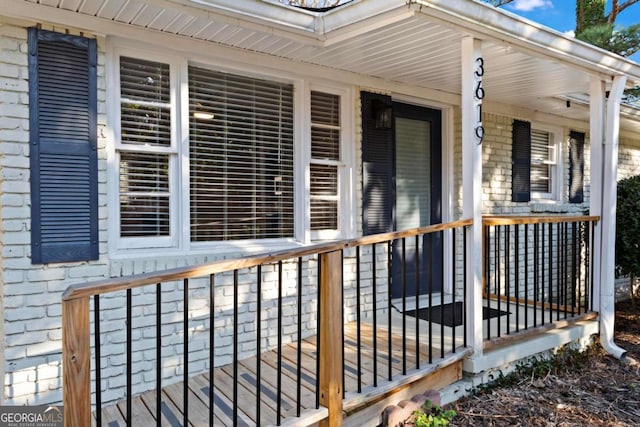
[95, 321, 438, 427]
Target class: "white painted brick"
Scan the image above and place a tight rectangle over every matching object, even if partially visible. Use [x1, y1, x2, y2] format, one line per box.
[26, 268, 66, 282]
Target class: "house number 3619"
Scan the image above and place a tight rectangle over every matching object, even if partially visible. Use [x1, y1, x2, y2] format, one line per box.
[474, 57, 485, 144]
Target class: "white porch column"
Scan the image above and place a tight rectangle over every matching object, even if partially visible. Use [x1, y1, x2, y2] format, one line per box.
[461, 37, 483, 356]
[589, 78, 605, 314]
[600, 75, 627, 358]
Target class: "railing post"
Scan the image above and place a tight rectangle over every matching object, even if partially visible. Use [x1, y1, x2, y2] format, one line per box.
[62, 297, 91, 427]
[319, 250, 343, 427]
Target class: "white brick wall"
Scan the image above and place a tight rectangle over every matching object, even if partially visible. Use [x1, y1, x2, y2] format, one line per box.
[2, 14, 640, 409]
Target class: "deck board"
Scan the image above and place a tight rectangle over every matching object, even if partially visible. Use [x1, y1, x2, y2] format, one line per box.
[95, 321, 447, 426]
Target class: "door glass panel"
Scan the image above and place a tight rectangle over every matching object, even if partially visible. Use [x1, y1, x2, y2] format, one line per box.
[395, 117, 431, 230]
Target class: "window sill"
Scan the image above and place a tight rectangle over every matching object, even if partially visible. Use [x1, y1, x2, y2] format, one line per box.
[529, 201, 571, 213]
[109, 239, 307, 261]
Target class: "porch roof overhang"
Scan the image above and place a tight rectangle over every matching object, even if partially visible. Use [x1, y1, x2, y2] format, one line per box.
[7, 0, 640, 132]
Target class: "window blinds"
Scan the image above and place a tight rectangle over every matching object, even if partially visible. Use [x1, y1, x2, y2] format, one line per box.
[188, 66, 294, 241]
[118, 57, 171, 237]
[310, 91, 340, 230]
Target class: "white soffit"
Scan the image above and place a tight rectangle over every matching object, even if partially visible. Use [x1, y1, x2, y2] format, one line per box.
[11, 0, 640, 129]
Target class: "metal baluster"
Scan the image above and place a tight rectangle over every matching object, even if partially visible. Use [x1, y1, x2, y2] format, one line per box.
[94, 295, 102, 427]
[127, 289, 132, 427]
[209, 276, 214, 427]
[296, 258, 302, 417]
[184, 279, 189, 427]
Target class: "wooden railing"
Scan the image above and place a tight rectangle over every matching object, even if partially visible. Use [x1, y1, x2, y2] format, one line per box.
[482, 215, 599, 344]
[62, 219, 472, 427]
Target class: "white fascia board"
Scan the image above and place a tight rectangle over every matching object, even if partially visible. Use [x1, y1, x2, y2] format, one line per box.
[170, 0, 318, 33]
[409, 0, 640, 87]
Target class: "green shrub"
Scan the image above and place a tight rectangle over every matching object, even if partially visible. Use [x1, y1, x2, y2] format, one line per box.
[615, 174, 640, 301]
[412, 400, 456, 427]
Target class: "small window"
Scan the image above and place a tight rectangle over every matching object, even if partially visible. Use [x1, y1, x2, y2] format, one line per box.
[531, 129, 557, 196]
[117, 57, 174, 240]
[310, 91, 341, 232]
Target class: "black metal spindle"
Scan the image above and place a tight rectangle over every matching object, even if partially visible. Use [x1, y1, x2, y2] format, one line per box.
[232, 271, 238, 426]
[316, 256, 321, 409]
[548, 222, 553, 324]
[572, 222, 578, 316]
[439, 231, 445, 359]
[341, 250, 345, 398]
[296, 258, 302, 417]
[372, 244, 378, 387]
[208, 276, 214, 427]
[555, 222, 560, 321]
[562, 222, 575, 319]
[515, 225, 520, 333]
[402, 238, 407, 375]
[387, 240, 392, 381]
[463, 226, 468, 348]
[427, 233, 433, 364]
[484, 225, 490, 339]
[573, 222, 585, 314]
[534, 223, 539, 328]
[94, 295, 102, 427]
[183, 278, 189, 426]
[415, 235, 420, 369]
[126, 289, 132, 427]
[277, 261, 283, 425]
[496, 225, 501, 339]
[506, 225, 511, 335]
[451, 228, 456, 353]
[256, 267, 262, 426]
[523, 224, 528, 331]
[587, 222, 596, 310]
[157, 283, 163, 427]
[541, 223, 546, 326]
[496, 225, 502, 338]
[356, 246, 362, 392]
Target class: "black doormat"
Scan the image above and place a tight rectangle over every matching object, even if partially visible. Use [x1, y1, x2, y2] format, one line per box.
[405, 301, 509, 328]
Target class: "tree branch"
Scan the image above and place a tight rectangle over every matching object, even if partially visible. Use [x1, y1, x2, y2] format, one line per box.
[607, 0, 640, 24]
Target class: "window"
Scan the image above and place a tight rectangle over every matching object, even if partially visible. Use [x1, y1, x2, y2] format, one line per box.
[512, 120, 562, 202]
[117, 57, 174, 243]
[530, 128, 556, 197]
[188, 66, 294, 241]
[112, 47, 353, 252]
[310, 91, 341, 231]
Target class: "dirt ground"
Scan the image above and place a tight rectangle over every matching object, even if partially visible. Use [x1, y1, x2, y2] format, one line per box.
[446, 300, 640, 426]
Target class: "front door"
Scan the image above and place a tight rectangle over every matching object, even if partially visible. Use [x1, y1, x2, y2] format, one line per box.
[361, 93, 442, 299]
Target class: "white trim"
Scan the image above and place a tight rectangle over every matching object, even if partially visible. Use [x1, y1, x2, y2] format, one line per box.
[461, 36, 484, 358]
[529, 123, 564, 202]
[309, 82, 355, 241]
[108, 45, 182, 251]
[599, 75, 627, 359]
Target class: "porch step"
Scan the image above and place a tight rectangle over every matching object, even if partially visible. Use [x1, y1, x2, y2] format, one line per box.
[439, 319, 599, 406]
[343, 351, 469, 427]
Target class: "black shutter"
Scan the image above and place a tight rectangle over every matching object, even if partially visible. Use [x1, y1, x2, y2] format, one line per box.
[361, 91, 393, 235]
[28, 28, 98, 264]
[569, 131, 585, 203]
[511, 120, 531, 202]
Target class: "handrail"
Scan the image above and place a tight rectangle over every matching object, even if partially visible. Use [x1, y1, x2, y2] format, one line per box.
[63, 218, 473, 301]
[62, 218, 474, 427]
[483, 214, 599, 226]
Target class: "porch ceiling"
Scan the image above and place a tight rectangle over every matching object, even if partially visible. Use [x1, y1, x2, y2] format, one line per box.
[13, 0, 640, 132]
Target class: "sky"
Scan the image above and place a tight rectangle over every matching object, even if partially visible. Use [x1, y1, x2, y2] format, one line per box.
[497, 0, 640, 61]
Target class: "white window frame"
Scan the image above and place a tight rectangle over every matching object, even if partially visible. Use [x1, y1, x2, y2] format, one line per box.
[308, 83, 354, 241]
[530, 123, 564, 201]
[107, 41, 356, 256]
[108, 47, 182, 251]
